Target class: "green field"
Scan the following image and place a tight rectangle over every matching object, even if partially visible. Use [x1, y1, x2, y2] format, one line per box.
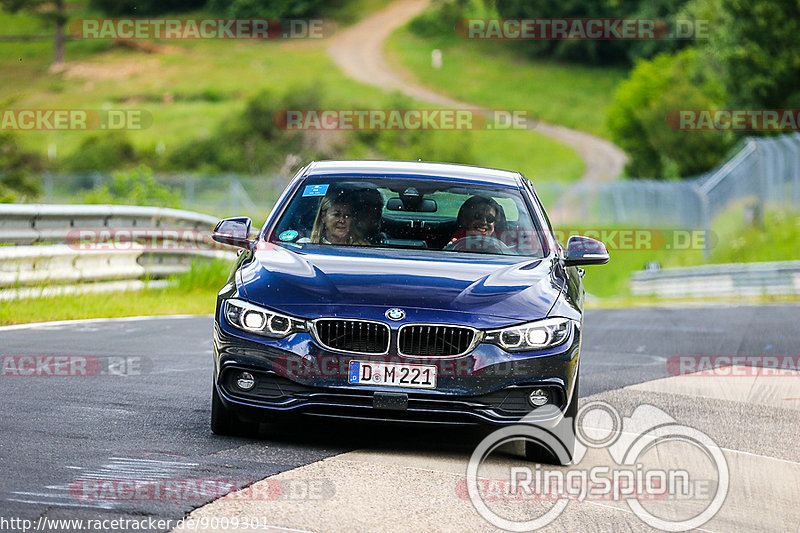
[386, 26, 627, 139]
[0, 259, 231, 325]
[0, 287, 218, 325]
[0, 2, 584, 182]
[577, 205, 800, 298]
[3, 205, 797, 325]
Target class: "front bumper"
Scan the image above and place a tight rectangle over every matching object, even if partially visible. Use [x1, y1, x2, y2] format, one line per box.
[213, 313, 580, 426]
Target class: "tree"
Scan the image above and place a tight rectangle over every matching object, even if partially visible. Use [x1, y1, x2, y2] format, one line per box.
[708, 0, 800, 108]
[89, 0, 206, 16]
[205, 0, 337, 18]
[1, 0, 67, 64]
[493, 0, 694, 65]
[607, 48, 734, 178]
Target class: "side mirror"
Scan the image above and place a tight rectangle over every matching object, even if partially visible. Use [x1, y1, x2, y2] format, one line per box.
[212, 217, 254, 250]
[563, 235, 609, 267]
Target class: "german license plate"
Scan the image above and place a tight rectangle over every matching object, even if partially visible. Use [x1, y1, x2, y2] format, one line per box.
[348, 360, 437, 389]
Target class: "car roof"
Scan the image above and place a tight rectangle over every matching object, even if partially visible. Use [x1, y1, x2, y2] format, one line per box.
[302, 160, 523, 187]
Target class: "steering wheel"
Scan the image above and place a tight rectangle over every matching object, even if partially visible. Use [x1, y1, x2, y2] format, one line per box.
[445, 234, 513, 253]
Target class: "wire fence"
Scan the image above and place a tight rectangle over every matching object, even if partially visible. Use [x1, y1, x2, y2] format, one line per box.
[541, 133, 800, 231]
[41, 172, 289, 221]
[35, 133, 800, 250]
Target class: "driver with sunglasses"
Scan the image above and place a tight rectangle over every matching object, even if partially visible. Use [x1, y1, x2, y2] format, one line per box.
[448, 195, 507, 245]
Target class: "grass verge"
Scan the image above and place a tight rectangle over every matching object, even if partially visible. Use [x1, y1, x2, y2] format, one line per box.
[1, 2, 584, 182]
[385, 26, 627, 140]
[4, 203, 799, 326]
[0, 287, 217, 325]
[0, 259, 230, 326]
[579, 204, 800, 299]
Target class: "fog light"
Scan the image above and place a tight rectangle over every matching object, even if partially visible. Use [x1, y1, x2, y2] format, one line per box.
[236, 372, 255, 391]
[528, 389, 549, 407]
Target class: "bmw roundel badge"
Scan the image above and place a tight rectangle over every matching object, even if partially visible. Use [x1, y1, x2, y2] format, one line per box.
[385, 308, 406, 321]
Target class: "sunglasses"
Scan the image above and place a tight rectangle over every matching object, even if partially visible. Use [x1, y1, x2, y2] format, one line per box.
[471, 213, 496, 224]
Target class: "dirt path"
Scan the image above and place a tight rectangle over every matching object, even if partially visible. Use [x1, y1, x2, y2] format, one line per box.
[327, 0, 627, 186]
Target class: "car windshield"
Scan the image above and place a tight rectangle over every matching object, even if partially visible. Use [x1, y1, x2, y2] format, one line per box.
[268, 176, 547, 257]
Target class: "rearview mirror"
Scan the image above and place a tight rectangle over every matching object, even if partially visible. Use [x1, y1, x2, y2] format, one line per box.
[212, 217, 254, 250]
[563, 235, 609, 267]
[385, 197, 437, 212]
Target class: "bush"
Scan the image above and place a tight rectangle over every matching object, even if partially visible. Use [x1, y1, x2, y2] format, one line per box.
[0, 133, 43, 202]
[607, 48, 734, 178]
[89, 0, 206, 16]
[353, 92, 475, 164]
[409, 0, 469, 38]
[168, 86, 475, 174]
[494, 0, 693, 65]
[83, 165, 182, 208]
[206, 0, 338, 18]
[168, 85, 336, 174]
[61, 132, 139, 172]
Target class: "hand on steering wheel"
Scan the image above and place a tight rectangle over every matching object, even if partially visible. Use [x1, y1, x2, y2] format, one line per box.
[445, 234, 512, 253]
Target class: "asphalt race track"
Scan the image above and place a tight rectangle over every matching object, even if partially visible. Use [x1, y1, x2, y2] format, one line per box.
[1, 305, 798, 532]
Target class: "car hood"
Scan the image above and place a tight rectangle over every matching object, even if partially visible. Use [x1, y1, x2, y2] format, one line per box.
[239, 244, 564, 322]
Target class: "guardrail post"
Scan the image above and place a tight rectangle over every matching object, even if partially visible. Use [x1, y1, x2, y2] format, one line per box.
[691, 184, 711, 260]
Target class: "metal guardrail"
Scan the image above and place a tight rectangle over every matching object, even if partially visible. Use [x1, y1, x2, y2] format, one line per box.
[0, 245, 232, 287]
[630, 261, 800, 298]
[0, 204, 219, 245]
[0, 204, 235, 299]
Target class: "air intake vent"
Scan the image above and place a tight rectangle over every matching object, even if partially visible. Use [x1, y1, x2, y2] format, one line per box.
[314, 319, 390, 354]
[398, 325, 476, 357]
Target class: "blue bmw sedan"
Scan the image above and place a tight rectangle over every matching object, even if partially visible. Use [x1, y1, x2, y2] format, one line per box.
[210, 160, 608, 463]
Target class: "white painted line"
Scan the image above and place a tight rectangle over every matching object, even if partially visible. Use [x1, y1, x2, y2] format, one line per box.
[562, 499, 721, 533]
[5, 498, 115, 509]
[578, 425, 800, 467]
[0, 314, 213, 332]
[626, 365, 800, 410]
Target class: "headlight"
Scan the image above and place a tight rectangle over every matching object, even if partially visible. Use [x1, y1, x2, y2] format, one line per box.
[484, 317, 575, 352]
[224, 299, 305, 338]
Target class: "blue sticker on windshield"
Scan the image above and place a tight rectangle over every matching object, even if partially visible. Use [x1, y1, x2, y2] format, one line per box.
[303, 184, 329, 197]
[279, 230, 299, 242]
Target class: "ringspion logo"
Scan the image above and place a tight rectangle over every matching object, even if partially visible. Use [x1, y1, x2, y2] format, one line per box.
[466, 401, 729, 531]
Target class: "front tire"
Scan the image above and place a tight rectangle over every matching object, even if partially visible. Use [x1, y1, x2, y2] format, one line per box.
[524, 369, 579, 465]
[211, 384, 253, 436]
